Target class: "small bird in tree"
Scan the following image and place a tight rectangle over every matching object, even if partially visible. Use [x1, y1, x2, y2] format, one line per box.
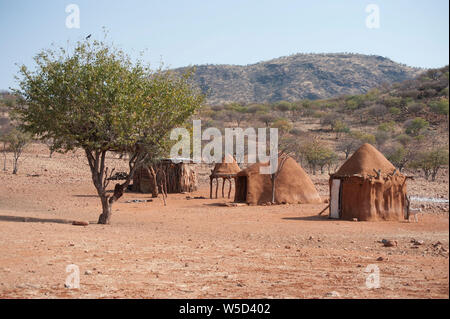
[85, 34, 91, 40]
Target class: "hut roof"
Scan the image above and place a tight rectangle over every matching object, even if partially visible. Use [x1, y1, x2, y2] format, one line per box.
[334, 143, 396, 177]
[212, 154, 241, 175]
[235, 155, 322, 205]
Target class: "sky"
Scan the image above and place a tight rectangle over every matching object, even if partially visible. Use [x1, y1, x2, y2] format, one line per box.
[0, 0, 448, 90]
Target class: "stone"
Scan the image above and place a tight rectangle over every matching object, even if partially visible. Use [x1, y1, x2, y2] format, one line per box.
[72, 220, 89, 226]
[325, 291, 340, 297]
[381, 239, 397, 247]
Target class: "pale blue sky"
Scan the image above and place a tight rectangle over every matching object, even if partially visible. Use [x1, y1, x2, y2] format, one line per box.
[0, 0, 448, 90]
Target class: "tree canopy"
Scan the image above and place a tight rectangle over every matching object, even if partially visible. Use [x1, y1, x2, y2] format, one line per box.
[11, 37, 204, 224]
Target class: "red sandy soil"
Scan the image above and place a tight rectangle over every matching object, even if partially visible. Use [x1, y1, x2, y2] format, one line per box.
[0, 144, 448, 298]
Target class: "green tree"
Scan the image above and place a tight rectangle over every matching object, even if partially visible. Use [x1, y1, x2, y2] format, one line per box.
[259, 113, 276, 127]
[337, 137, 360, 159]
[11, 38, 204, 224]
[2, 128, 32, 174]
[301, 139, 335, 175]
[332, 120, 349, 139]
[271, 118, 293, 137]
[409, 147, 449, 181]
[290, 103, 303, 120]
[385, 144, 412, 172]
[320, 112, 339, 131]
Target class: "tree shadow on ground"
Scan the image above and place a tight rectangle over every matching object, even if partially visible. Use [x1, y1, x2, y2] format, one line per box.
[73, 194, 98, 198]
[282, 215, 331, 222]
[0, 215, 94, 225]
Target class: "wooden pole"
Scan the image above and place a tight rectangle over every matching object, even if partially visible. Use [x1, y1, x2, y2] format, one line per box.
[228, 178, 232, 199]
[215, 178, 219, 198]
[222, 178, 225, 198]
[209, 176, 213, 199]
[318, 204, 330, 216]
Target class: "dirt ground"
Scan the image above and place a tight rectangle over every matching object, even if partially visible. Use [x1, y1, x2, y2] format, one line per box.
[0, 143, 448, 299]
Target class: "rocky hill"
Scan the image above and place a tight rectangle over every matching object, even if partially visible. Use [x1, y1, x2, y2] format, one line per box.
[175, 53, 423, 105]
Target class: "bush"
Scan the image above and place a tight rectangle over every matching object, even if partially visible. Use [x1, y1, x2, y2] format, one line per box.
[389, 107, 401, 115]
[378, 121, 396, 133]
[407, 102, 425, 114]
[368, 104, 388, 121]
[320, 113, 339, 130]
[290, 128, 303, 136]
[429, 98, 449, 115]
[375, 131, 390, 147]
[274, 101, 292, 112]
[395, 134, 412, 146]
[383, 97, 403, 108]
[405, 117, 429, 136]
[351, 131, 376, 145]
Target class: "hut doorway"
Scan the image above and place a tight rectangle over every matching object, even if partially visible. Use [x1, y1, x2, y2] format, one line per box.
[234, 176, 247, 202]
[330, 179, 341, 219]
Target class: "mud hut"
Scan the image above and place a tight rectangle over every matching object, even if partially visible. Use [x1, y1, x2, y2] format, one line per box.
[210, 154, 241, 199]
[329, 143, 407, 221]
[234, 156, 322, 205]
[132, 158, 197, 196]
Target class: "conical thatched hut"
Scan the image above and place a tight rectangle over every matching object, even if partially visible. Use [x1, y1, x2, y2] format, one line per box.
[329, 143, 407, 221]
[234, 156, 322, 205]
[210, 154, 241, 198]
[212, 154, 241, 176]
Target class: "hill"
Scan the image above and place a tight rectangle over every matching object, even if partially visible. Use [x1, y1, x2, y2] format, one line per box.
[196, 65, 449, 179]
[175, 53, 423, 105]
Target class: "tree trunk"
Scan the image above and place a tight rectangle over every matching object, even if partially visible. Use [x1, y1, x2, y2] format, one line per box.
[149, 166, 158, 198]
[271, 174, 276, 204]
[12, 156, 18, 174]
[98, 196, 112, 224]
[2, 142, 6, 171]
